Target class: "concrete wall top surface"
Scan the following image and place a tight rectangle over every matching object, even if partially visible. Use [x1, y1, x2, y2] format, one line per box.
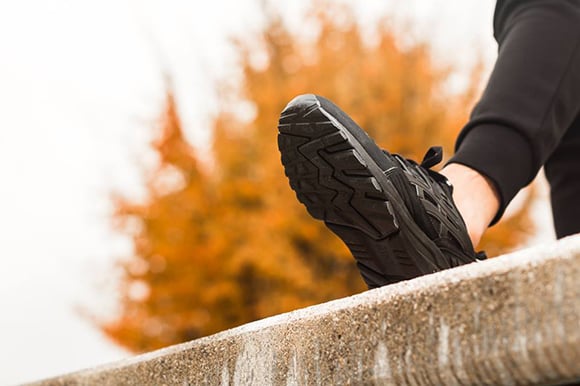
[32, 235, 580, 386]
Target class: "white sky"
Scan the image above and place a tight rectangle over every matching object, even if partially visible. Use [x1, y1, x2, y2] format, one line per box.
[0, 0, 552, 384]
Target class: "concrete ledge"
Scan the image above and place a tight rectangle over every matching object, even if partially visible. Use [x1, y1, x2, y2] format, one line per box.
[34, 236, 580, 385]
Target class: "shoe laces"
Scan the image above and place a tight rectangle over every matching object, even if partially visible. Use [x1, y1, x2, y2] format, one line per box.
[388, 146, 452, 191]
[387, 146, 488, 261]
[387, 146, 443, 168]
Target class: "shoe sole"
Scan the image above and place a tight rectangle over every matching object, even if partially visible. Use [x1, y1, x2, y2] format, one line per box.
[277, 94, 447, 288]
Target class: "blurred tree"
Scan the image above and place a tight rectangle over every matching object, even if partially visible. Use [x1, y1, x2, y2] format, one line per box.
[100, 3, 535, 352]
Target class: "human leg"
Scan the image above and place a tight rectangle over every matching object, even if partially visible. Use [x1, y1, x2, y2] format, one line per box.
[276, 1, 580, 288]
[439, 164, 499, 247]
[545, 115, 580, 238]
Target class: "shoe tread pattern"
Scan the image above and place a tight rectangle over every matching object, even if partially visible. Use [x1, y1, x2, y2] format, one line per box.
[279, 106, 398, 240]
[278, 99, 430, 286]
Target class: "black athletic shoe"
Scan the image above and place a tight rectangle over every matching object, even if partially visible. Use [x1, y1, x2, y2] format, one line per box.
[277, 94, 485, 288]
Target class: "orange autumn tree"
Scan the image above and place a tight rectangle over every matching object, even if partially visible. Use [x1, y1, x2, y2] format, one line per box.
[101, 5, 535, 352]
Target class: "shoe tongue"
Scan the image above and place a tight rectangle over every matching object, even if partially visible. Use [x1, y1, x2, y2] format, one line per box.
[420, 146, 443, 169]
[417, 146, 454, 196]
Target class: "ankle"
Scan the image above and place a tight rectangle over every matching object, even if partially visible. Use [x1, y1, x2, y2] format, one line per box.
[440, 163, 500, 247]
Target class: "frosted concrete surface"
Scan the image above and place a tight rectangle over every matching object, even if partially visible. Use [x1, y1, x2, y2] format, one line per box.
[32, 236, 580, 385]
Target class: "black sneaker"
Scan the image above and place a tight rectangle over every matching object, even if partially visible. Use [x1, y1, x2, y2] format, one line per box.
[277, 94, 485, 289]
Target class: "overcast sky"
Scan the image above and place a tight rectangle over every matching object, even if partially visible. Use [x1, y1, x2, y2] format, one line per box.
[0, 0, 531, 384]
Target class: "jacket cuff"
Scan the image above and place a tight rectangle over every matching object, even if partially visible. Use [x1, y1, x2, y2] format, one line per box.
[447, 124, 534, 225]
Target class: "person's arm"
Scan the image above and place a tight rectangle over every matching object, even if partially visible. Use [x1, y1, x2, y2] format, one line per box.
[450, 0, 580, 224]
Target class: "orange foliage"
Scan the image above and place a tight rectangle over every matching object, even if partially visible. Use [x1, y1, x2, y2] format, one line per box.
[100, 5, 535, 352]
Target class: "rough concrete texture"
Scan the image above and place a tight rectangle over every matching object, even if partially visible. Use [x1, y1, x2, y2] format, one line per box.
[32, 236, 580, 386]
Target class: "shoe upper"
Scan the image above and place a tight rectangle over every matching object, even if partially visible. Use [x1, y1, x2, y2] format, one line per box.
[385, 146, 485, 267]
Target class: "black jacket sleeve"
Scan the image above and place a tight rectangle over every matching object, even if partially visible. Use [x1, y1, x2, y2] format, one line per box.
[449, 0, 580, 224]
